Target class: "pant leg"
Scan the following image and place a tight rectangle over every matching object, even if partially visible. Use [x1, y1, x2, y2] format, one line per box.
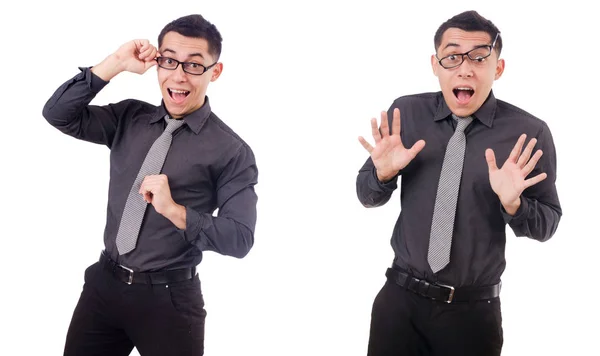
[367, 280, 428, 356]
[426, 297, 503, 356]
[63, 262, 134, 356]
[125, 275, 206, 356]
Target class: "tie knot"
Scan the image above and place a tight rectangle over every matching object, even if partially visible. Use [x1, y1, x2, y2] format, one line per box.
[164, 116, 185, 134]
[452, 114, 473, 132]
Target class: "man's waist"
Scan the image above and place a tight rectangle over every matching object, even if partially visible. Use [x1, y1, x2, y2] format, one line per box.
[99, 250, 197, 285]
[387, 264, 501, 303]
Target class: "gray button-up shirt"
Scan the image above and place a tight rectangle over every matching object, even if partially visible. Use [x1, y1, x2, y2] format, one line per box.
[43, 67, 258, 271]
[356, 91, 561, 288]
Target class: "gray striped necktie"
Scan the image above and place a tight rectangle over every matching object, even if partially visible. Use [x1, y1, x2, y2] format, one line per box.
[115, 115, 184, 255]
[427, 115, 473, 273]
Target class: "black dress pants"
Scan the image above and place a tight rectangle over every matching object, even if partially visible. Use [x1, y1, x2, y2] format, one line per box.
[63, 261, 206, 356]
[367, 280, 503, 356]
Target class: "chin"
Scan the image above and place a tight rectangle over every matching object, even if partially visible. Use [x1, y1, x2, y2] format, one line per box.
[163, 104, 183, 117]
[452, 108, 475, 117]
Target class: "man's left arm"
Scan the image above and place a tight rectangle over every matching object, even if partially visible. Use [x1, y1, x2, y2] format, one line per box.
[502, 124, 562, 242]
[141, 144, 258, 258]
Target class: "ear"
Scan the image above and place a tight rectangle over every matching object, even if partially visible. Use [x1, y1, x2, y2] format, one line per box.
[210, 62, 223, 82]
[494, 58, 505, 80]
[431, 54, 439, 77]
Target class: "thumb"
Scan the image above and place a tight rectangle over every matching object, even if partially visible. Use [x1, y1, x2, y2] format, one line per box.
[408, 139, 426, 158]
[485, 148, 498, 172]
[144, 59, 157, 71]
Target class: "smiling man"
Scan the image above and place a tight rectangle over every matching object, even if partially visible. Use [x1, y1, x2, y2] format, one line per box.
[357, 10, 561, 356]
[42, 14, 258, 356]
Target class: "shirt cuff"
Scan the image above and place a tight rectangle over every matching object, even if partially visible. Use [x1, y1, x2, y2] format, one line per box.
[77, 66, 109, 93]
[176, 206, 204, 243]
[368, 166, 398, 192]
[501, 196, 528, 224]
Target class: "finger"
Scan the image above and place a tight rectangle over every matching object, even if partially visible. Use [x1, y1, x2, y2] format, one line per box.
[358, 136, 374, 153]
[370, 118, 381, 143]
[517, 138, 537, 168]
[133, 39, 147, 54]
[138, 39, 149, 50]
[508, 134, 527, 163]
[141, 174, 159, 183]
[139, 45, 156, 60]
[485, 148, 499, 172]
[143, 174, 167, 186]
[138, 47, 152, 60]
[391, 108, 401, 136]
[522, 150, 543, 176]
[140, 183, 159, 198]
[143, 191, 153, 203]
[379, 111, 390, 138]
[407, 139, 426, 158]
[139, 185, 151, 202]
[139, 178, 152, 194]
[143, 45, 157, 57]
[524, 172, 547, 189]
[147, 47, 158, 61]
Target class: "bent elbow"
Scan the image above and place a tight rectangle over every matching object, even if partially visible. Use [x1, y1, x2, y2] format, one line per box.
[231, 225, 255, 259]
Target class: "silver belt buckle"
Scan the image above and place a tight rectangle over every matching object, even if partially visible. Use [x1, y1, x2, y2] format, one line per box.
[436, 283, 455, 303]
[120, 264, 134, 285]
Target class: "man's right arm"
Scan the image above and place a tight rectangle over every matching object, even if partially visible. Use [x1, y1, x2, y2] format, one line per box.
[356, 157, 399, 207]
[42, 66, 119, 147]
[355, 101, 425, 208]
[42, 39, 158, 147]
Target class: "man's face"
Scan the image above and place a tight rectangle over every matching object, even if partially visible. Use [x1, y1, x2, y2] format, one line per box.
[157, 31, 222, 118]
[431, 28, 504, 117]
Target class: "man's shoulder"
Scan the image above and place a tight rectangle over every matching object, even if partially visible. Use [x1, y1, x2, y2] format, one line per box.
[388, 92, 443, 121]
[106, 98, 162, 123]
[391, 91, 442, 108]
[495, 98, 549, 129]
[206, 112, 254, 152]
[392, 91, 444, 112]
[114, 98, 160, 114]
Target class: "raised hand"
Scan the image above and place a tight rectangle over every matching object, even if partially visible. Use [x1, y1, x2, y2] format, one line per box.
[485, 134, 547, 215]
[113, 39, 158, 74]
[91, 39, 158, 81]
[359, 108, 426, 182]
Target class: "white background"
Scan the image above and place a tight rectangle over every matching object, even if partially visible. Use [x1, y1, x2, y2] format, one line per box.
[1, 1, 598, 355]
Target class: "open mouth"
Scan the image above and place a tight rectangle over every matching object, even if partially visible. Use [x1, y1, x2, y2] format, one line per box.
[168, 88, 190, 104]
[453, 87, 474, 104]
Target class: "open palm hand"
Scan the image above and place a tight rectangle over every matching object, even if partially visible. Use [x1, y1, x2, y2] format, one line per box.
[359, 108, 426, 182]
[486, 134, 547, 213]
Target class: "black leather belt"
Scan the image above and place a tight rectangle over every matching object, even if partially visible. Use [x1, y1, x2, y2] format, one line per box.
[99, 251, 196, 285]
[386, 267, 500, 303]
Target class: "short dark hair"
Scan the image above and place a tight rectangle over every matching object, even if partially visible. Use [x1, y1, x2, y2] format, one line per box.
[158, 14, 223, 61]
[434, 10, 502, 57]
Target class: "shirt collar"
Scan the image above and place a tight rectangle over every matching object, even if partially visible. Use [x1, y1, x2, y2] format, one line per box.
[150, 96, 212, 134]
[433, 90, 497, 128]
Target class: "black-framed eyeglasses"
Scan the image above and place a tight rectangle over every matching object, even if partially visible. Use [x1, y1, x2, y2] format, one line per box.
[155, 57, 217, 75]
[436, 32, 501, 69]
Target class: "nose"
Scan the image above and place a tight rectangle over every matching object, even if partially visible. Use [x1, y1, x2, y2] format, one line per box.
[457, 56, 474, 78]
[171, 63, 188, 82]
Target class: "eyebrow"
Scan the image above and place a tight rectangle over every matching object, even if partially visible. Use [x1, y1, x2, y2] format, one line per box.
[443, 43, 461, 50]
[441, 42, 491, 55]
[160, 48, 205, 59]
